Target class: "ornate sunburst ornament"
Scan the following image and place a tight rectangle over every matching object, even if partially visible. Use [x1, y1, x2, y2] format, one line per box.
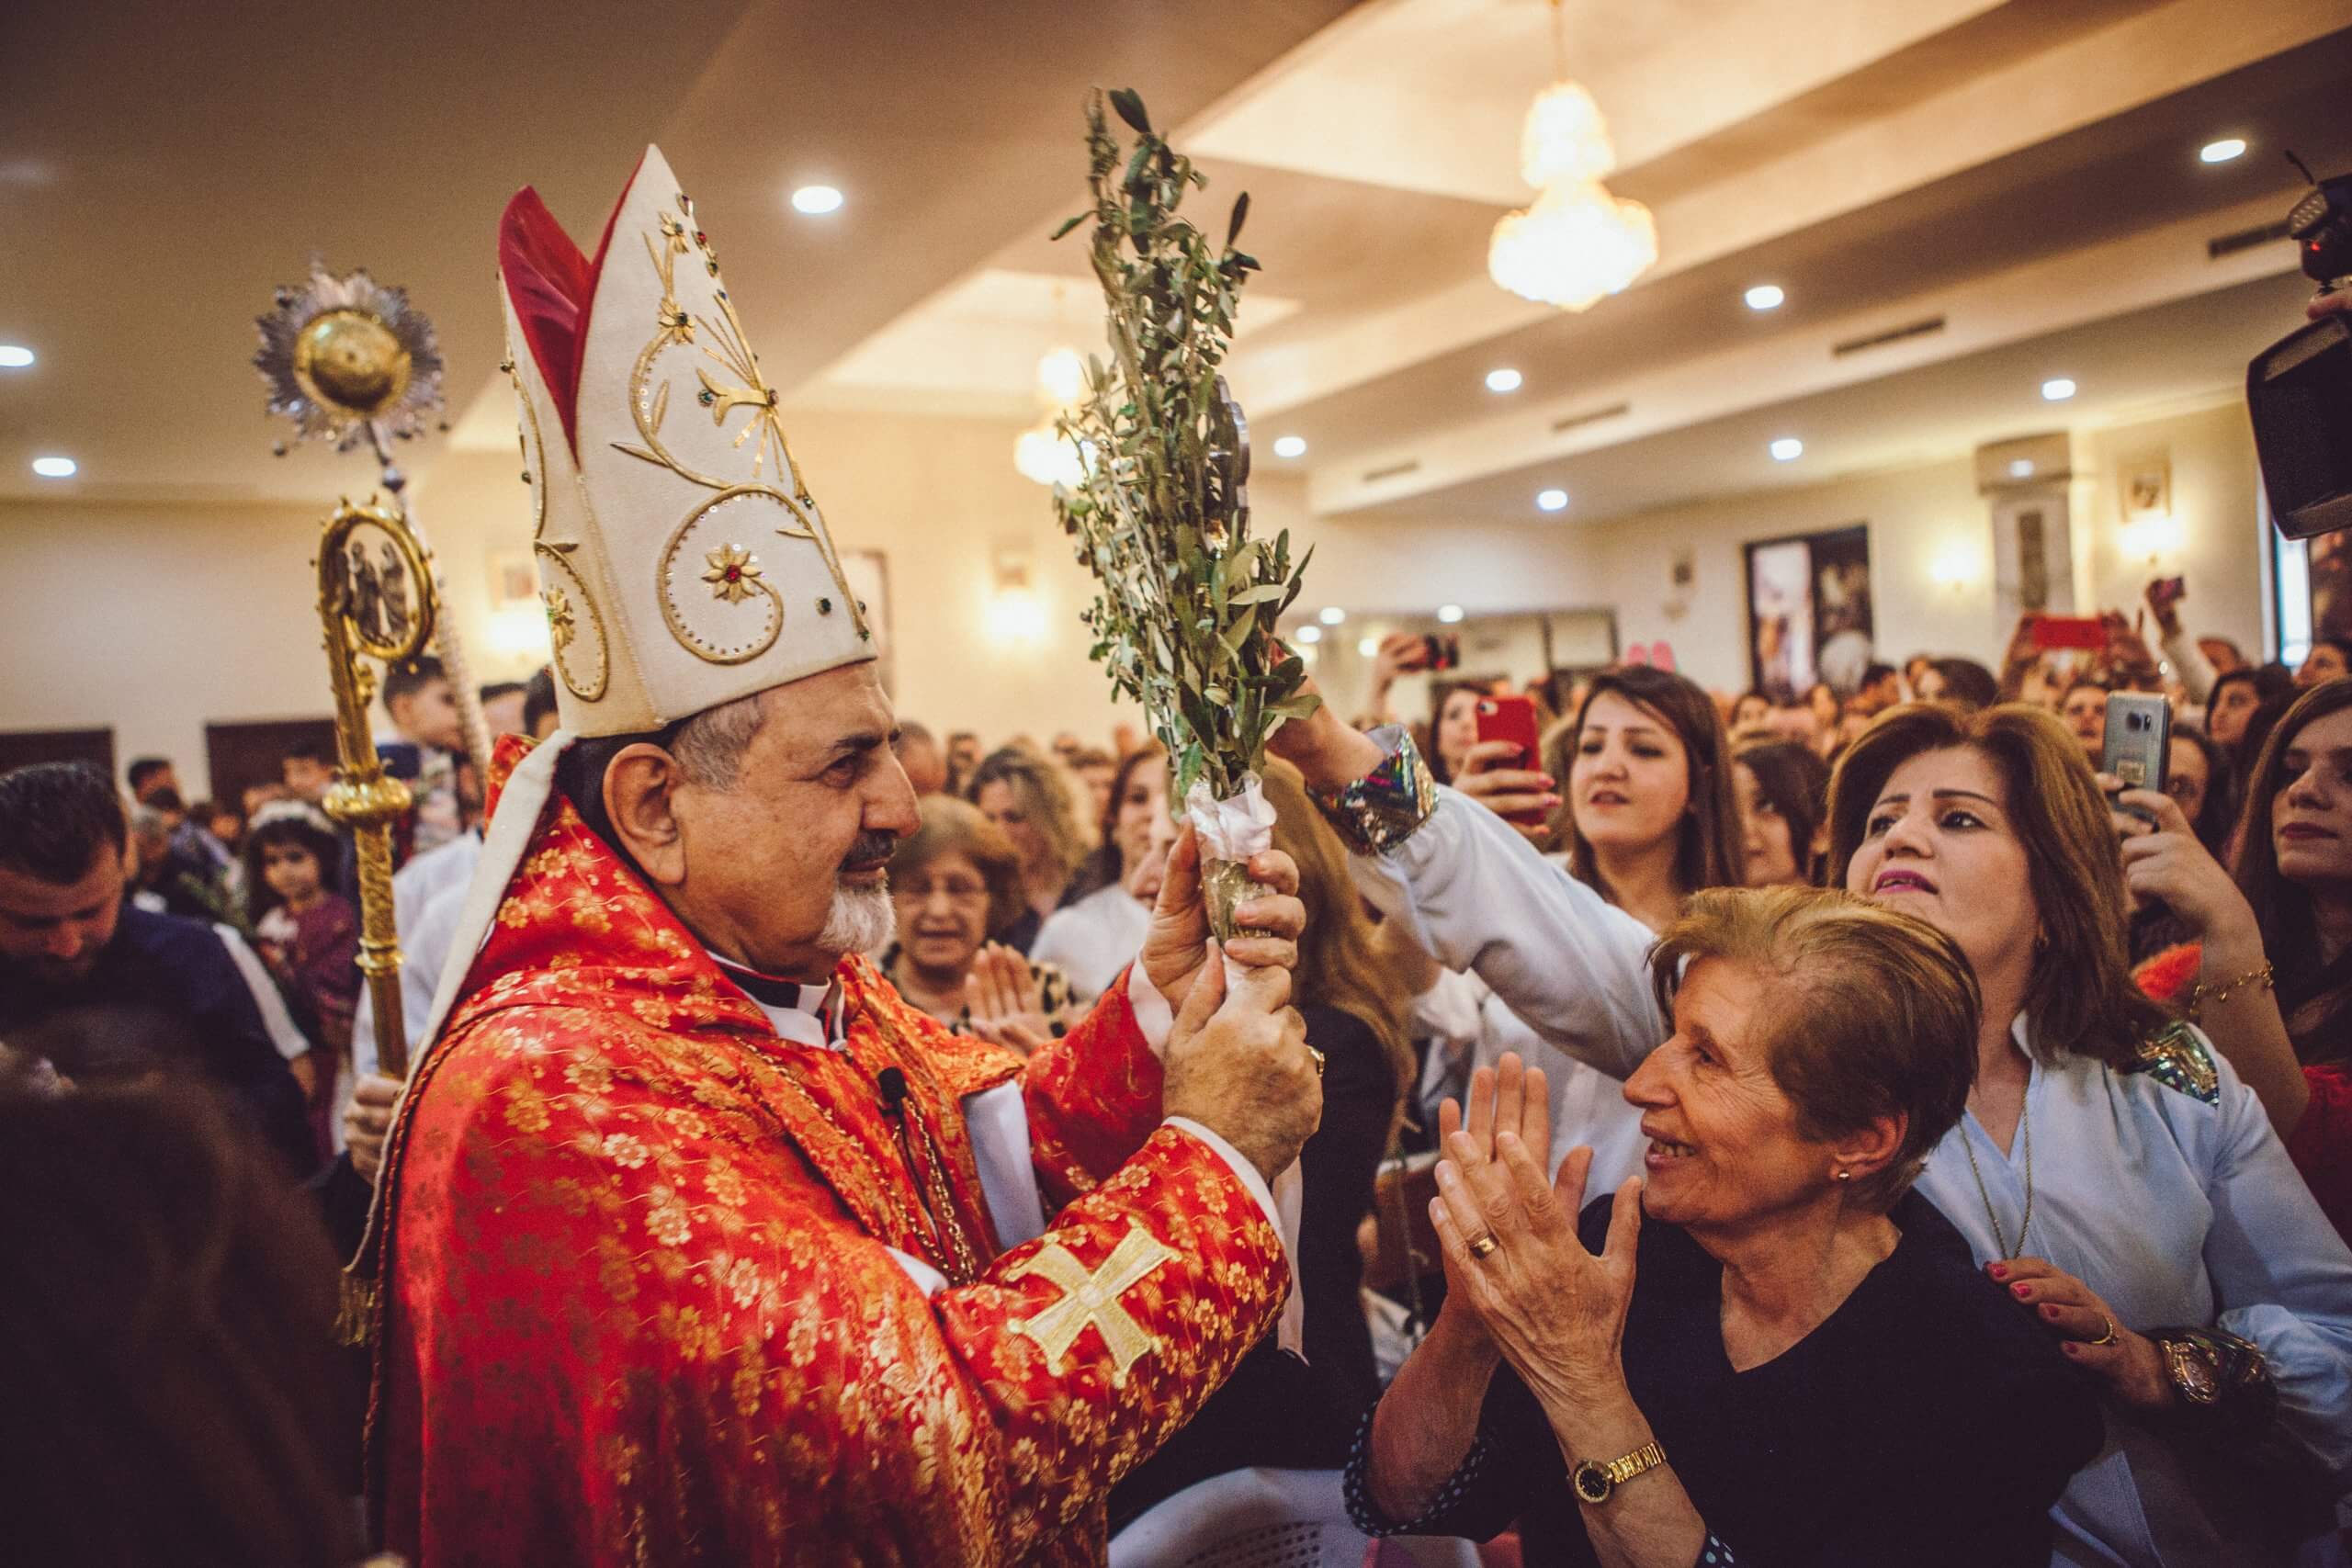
[255, 260, 446, 454]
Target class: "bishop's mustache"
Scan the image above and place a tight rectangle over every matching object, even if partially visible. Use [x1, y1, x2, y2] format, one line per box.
[839, 832, 898, 874]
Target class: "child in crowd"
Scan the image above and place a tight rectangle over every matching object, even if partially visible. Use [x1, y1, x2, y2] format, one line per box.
[241, 802, 360, 1134]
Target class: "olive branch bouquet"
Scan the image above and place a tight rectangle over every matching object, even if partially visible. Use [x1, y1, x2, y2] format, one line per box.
[1050, 87, 1319, 936]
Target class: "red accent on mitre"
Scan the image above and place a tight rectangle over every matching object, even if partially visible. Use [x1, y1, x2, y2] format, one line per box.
[496, 148, 650, 453]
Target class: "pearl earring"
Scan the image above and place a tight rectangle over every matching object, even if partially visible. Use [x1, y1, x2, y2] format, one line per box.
[1834, 1168, 1851, 1182]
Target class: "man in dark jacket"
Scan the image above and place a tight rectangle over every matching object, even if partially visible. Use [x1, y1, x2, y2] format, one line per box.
[0, 761, 313, 1173]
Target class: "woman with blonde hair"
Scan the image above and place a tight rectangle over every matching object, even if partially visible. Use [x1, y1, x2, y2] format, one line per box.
[1275, 695, 2352, 1565]
[965, 745, 1093, 953]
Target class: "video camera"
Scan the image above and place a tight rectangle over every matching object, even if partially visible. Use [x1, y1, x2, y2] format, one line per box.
[2249, 153, 2352, 539]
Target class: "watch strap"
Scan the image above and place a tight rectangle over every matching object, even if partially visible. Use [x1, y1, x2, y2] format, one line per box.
[1573, 1438, 1666, 1504]
[2148, 1325, 2276, 1437]
[1309, 725, 1438, 856]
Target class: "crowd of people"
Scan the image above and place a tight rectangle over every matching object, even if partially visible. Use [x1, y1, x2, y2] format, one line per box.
[4, 559, 2348, 1563]
[6, 141, 2351, 1562]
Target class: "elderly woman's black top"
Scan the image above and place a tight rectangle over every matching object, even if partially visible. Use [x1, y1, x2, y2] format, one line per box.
[1347, 1190, 2102, 1567]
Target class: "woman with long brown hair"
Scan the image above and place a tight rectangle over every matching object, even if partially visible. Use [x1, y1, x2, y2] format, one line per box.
[1033, 743, 1167, 1002]
[1274, 694, 2352, 1566]
[2128, 678, 2352, 1240]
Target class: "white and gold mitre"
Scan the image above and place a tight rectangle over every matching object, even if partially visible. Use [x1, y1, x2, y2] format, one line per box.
[497, 144, 871, 739]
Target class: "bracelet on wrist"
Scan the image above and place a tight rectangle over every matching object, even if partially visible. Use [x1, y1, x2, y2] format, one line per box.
[2185, 960, 2274, 1021]
[1309, 726, 1438, 856]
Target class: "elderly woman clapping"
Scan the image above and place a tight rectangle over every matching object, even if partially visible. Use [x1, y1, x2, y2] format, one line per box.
[1349, 888, 2102, 1567]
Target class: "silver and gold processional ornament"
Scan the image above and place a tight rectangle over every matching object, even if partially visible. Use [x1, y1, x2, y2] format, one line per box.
[254, 260, 476, 1079]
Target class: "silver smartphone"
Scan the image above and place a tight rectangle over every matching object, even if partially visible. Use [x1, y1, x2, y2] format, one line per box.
[2100, 691, 2172, 797]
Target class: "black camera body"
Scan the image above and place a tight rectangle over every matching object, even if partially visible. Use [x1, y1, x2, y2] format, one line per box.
[2248, 163, 2352, 540]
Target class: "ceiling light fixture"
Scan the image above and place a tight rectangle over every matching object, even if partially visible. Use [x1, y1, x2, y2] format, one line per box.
[2009, 458, 2036, 479]
[1487, 5, 1657, 312]
[790, 185, 844, 215]
[0, 344, 33, 368]
[2199, 138, 2247, 164]
[31, 456, 77, 478]
[1273, 434, 1307, 458]
[1769, 437, 1804, 462]
[1036, 347, 1086, 406]
[1295, 624, 1323, 645]
[1744, 284, 1785, 311]
[2041, 377, 2077, 401]
[1536, 488, 1569, 512]
[1486, 367, 1523, 393]
[1357, 635, 1380, 657]
[1317, 606, 1346, 626]
[1437, 604, 1465, 624]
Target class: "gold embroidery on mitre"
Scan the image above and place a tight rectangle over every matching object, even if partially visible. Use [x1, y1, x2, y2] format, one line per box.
[506, 330, 609, 700]
[609, 189, 869, 664]
[658, 491, 784, 664]
[1006, 1225, 1177, 1380]
[701, 544, 763, 604]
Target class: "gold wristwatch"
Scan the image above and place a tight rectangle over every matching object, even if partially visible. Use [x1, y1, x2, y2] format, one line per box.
[1570, 1440, 1667, 1506]
[2154, 1333, 2222, 1405]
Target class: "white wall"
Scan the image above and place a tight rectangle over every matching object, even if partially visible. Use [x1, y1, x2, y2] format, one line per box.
[0, 410, 1140, 798]
[1296, 400, 2271, 698]
[2075, 400, 2266, 660]
[0, 400, 2275, 798]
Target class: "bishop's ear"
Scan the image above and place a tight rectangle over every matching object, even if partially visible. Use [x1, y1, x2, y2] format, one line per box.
[603, 743, 689, 887]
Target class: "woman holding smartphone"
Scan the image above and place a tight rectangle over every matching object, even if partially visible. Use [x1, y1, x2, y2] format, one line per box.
[1276, 697, 2352, 1565]
[1409, 668, 1746, 1202]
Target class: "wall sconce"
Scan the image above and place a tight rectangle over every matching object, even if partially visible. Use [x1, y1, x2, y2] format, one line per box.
[1929, 542, 1983, 591]
[2119, 513, 2185, 563]
[985, 548, 1047, 645]
[485, 603, 554, 663]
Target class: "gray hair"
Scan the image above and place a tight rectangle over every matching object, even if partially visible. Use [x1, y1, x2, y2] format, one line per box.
[669, 691, 766, 790]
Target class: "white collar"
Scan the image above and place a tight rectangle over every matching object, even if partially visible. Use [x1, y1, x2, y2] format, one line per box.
[710, 954, 845, 1051]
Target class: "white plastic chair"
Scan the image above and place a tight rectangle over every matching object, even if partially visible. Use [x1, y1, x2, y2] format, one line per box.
[1108, 1466, 1481, 1568]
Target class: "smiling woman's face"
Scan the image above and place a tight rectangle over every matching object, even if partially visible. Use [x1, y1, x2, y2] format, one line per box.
[1842, 745, 2036, 987]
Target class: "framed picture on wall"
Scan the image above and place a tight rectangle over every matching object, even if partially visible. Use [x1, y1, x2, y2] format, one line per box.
[486, 548, 538, 612]
[1742, 524, 1873, 703]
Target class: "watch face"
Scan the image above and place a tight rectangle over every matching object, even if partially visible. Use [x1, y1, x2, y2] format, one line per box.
[2167, 1340, 2221, 1404]
[1572, 1462, 1612, 1505]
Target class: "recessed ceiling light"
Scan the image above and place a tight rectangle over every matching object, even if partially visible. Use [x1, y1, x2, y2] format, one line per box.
[790, 185, 844, 215]
[1357, 635, 1380, 657]
[2009, 457, 2036, 479]
[1769, 437, 1804, 461]
[1296, 644, 1318, 665]
[2041, 377, 2077, 401]
[1485, 367, 1523, 393]
[1536, 488, 1569, 512]
[1294, 624, 1322, 645]
[1744, 284, 1785, 311]
[31, 456, 77, 478]
[1273, 434, 1307, 458]
[0, 344, 33, 368]
[1317, 605, 1346, 626]
[1436, 604, 1465, 624]
[2199, 138, 2247, 164]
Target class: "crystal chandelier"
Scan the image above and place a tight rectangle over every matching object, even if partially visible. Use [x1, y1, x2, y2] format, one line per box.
[1013, 344, 1090, 487]
[1487, 5, 1657, 310]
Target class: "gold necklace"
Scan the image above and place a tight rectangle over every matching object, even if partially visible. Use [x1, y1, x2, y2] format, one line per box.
[1960, 1097, 2033, 1258]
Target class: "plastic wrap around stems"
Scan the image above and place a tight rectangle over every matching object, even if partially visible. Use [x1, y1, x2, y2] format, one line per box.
[1185, 773, 1278, 948]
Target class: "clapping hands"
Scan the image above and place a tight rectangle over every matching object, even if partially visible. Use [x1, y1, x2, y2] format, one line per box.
[1430, 1054, 1644, 1407]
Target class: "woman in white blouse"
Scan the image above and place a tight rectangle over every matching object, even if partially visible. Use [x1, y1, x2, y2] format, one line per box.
[1031, 745, 1165, 1003]
[1276, 698, 2352, 1568]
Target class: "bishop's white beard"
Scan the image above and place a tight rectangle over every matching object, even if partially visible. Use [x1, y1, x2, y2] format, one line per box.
[819, 878, 894, 958]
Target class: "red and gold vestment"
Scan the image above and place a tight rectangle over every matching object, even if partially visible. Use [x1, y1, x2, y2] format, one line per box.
[366, 752, 1286, 1564]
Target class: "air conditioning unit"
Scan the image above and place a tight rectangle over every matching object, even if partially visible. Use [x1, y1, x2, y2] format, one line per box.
[1974, 432, 2074, 493]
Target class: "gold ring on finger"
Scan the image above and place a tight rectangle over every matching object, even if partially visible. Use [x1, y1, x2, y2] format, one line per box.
[2089, 1314, 2117, 1347]
[1307, 1047, 1326, 1077]
[1467, 1232, 1499, 1260]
